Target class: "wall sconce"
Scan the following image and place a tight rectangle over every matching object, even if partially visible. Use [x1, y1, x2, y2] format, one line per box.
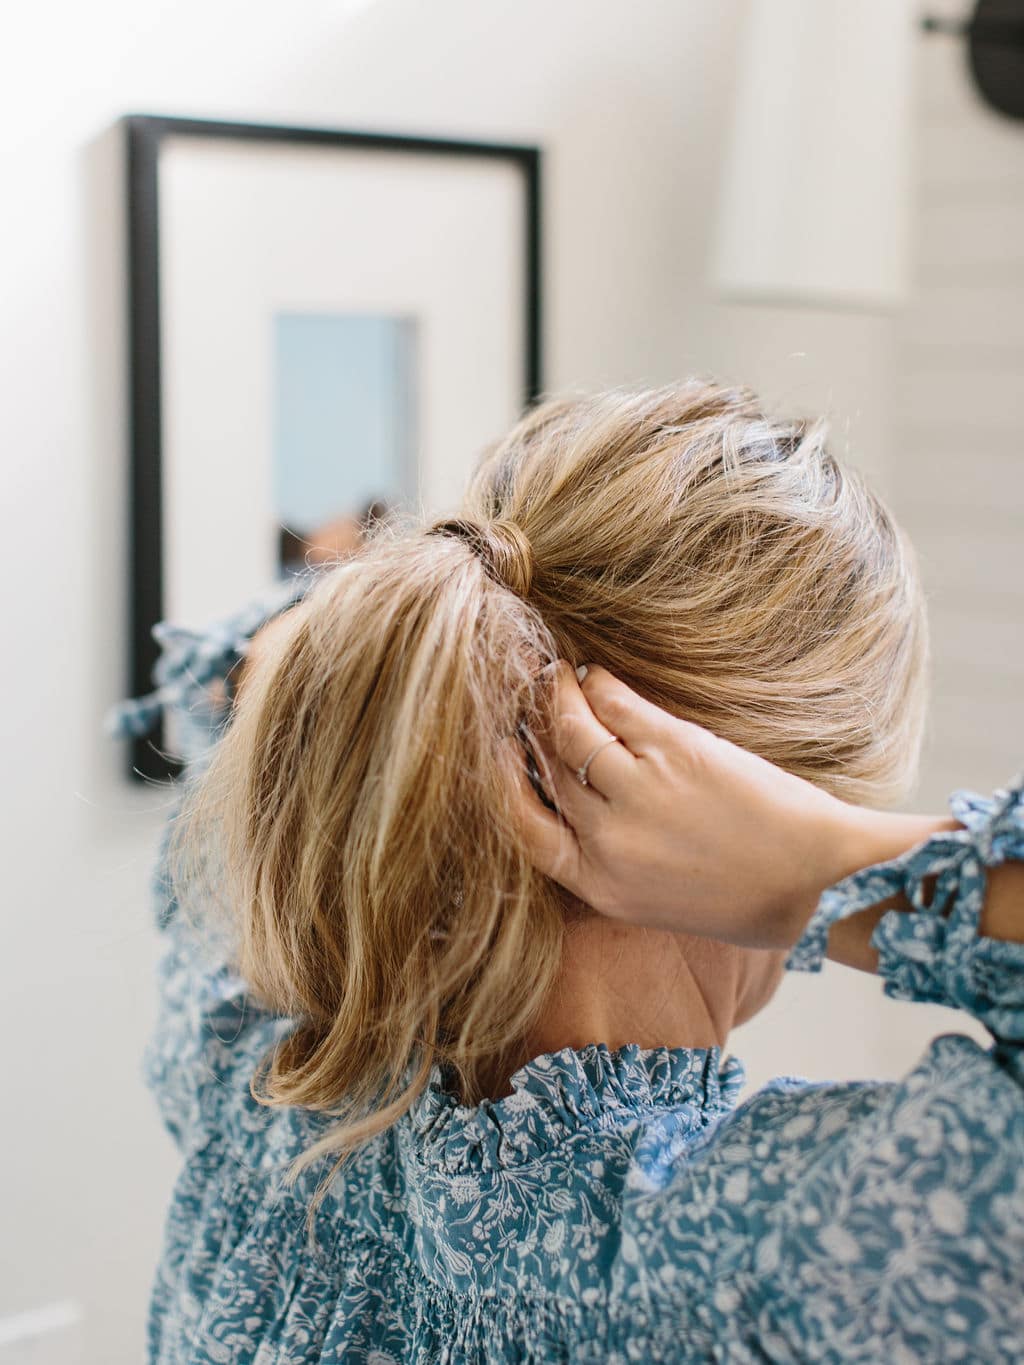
[711, 0, 914, 311]
[922, 1, 1024, 120]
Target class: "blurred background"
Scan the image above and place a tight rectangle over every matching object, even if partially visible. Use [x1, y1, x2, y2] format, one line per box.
[1, 0, 1022, 1358]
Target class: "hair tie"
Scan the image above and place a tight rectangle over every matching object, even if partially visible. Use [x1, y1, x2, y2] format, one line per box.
[428, 518, 534, 599]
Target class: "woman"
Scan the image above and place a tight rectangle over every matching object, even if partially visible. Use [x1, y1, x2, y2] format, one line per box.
[111, 382, 1024, 1363]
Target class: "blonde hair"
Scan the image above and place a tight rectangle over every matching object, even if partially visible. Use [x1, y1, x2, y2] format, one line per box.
[172, 380, 927, 1227]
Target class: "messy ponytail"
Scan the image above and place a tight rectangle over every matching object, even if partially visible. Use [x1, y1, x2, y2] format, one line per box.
[173, 525, 565, 1216]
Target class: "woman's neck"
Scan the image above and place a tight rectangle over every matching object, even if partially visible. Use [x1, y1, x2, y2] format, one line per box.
[528, 917, 738, 1053]
[476, 914, 784, 1098]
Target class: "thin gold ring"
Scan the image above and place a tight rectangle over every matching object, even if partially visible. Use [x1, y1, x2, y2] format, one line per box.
[576, 735, 620, 788]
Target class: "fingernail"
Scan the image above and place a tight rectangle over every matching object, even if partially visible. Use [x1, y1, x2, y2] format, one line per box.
[575, 664, 589, 683]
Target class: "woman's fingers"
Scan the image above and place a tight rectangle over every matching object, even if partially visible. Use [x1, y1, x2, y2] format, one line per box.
[538, 740, 608, 826]
[543, 663, 635, 797]
[576, 665, 683, 755]
[503, 738, 588, 896]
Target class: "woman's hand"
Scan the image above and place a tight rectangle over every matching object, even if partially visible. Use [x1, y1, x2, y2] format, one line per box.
[516, 664, 949, 951]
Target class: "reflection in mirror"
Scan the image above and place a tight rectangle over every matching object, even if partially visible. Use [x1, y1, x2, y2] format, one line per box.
[122, 116, 536, 782]
[273, 312, 416, 573]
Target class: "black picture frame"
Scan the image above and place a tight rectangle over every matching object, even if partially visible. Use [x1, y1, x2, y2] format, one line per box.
[123, 113, 543, 782]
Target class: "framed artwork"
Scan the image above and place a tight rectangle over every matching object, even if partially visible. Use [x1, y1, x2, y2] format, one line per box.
[123, 114, 542, 781]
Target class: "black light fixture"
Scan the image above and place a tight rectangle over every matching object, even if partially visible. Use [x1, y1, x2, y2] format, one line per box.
[922, 1, 1024, 120]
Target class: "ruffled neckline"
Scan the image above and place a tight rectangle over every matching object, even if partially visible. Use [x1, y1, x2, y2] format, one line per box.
[407, 1043, 745, 1171]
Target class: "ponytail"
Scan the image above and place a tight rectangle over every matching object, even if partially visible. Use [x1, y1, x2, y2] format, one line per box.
[172, 527, 565, 1220]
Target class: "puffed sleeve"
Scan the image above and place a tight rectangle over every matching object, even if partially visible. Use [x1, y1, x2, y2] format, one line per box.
[787, 773, 1024, 1045]
[106, 573, 318, 1152]
[104, 574, 314, 764]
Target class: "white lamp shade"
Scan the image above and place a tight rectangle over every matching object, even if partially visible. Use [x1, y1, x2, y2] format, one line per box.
[712, 0, 913, 310]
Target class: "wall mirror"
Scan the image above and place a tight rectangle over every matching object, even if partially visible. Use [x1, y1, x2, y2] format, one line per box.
[124, 114, 541, 780]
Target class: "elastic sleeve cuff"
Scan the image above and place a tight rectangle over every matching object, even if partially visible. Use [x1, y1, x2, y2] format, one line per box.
[786, 774, 1024, 1012]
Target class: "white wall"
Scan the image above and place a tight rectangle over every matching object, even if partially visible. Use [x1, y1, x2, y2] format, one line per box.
[734, 4, 1024, 1087]
[2, 2, 1019, 1360]
[893, 28, 1024, 803]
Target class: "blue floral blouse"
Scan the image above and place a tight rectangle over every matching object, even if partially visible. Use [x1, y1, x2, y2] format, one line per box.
[108, 580, 1024, 1364]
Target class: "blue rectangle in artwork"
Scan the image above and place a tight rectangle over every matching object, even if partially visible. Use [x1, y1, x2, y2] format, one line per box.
[272, 312, 417, 541]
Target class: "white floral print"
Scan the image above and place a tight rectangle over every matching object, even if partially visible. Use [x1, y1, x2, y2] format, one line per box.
[107, 584, 1024, 1363]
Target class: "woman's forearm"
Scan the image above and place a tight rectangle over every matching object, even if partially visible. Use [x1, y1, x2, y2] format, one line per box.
[980, 860, 1024, 944]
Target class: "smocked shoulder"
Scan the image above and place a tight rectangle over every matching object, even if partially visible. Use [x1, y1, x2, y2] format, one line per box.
[407, 1043, 746, 1173]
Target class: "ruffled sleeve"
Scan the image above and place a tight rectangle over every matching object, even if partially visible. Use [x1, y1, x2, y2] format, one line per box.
[106, 574, 319, 1151]
[787, 773, 1024, 1042]
[105, 573, 315, 765]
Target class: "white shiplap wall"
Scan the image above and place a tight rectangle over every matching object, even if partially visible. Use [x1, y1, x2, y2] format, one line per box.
[733, 18, 1024, 1092]
[893, 26, 1024, 808]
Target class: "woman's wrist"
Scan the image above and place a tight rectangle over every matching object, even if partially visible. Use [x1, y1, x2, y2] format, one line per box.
[785, 804, 957, 951]
[838, 807, 959, 881]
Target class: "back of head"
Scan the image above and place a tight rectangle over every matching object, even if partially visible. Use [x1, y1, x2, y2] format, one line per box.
[174, 379, 927, 1207]
[463, 383, 926, 801]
